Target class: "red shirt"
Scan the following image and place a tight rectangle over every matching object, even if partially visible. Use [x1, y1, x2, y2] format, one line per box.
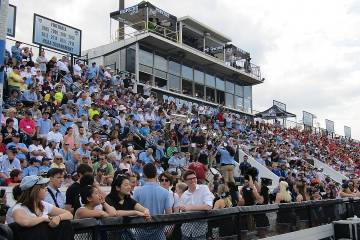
[19, 118, 36, 135]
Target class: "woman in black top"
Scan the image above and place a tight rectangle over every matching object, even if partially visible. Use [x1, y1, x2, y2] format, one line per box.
[1, 118, 17, 144]
[105, 174, 150, 218]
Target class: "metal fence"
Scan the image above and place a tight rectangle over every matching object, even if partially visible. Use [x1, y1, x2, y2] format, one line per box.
[1, 198, 360, 240]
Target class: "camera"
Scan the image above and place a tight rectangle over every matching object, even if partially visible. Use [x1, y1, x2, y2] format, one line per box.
[261, 177, 272, 186]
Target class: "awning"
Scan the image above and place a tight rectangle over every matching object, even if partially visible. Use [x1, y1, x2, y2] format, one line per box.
[255, 105, 296, 119]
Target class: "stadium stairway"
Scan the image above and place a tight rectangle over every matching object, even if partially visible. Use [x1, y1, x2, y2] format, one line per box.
[238, 149, 280, 188]
[313, 157, 348, 184]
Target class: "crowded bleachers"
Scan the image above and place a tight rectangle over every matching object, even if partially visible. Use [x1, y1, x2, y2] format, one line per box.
[0, 39, 359, 240]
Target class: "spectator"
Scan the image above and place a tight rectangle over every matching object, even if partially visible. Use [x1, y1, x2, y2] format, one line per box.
[36, 49, 48, 73]
[20, 84, 38, 103]
[138, 148, 155, 164]
[239, 155, 251, 176]
[1, 118, 17, 145]
[159, 172, 179, 213]
[133, 163, 172, 215]
[217, 144, 236, 183]
[47, 123, 63, 148]
[50, 153, 65, 170]
[36, 111, 52, 141]
[65, 164, 93, 214]
[65, 151, 81, 176]
[10, 41, 22, 66]
[23, 157, 41, 176]
[29, 137, 46, 160]
[44, 168, 66, 209]
[105, 174, 150, 218]
[9, 175, 73, 240]
[0, 147, 21, 179]
[179, 170, 214, 240]
[5, 169, 22, 186]
[93, 154, 114, 185]
[19, 110, 36, 145]
[5, 185, 22, 223]
[74, 184, 116, 219]
[7, 66, 25, 93]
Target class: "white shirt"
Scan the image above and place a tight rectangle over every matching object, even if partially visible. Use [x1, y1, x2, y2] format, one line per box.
[29, 144, 46, 160]
[47, 131, 63, 147]
[8, 201, 54, 224]
[180, 185, 214, 237]
[56, 60, 69, 73]
[73, 64, 82, 77]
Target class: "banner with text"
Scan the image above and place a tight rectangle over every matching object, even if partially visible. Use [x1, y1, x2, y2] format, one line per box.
[7, 4, 16, 37]
[32, 14, 82, 56]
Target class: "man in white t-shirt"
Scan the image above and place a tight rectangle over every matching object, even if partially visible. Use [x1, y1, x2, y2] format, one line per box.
[179, 170, 214, 240]
[73, 60, 82, 77]
[29, 138, 47, 161]
[47, 123, 63, 148]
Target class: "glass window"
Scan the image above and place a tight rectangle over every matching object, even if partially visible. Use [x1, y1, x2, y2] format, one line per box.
[206, 87, 215, 102]
[244, 86, 252, 99]
[139, 72, 152, 84]
[225, 81, 235, 93]
[216, 78, 225, 91]
[195, 83, 204, 99]
[104, 51, 120, 72]
[154, 54, 167, 72]
[139, 49, 153, 67]
[169, 60, 180, 76]
[155, 77, 167, 90]
[217, 90, 225, 105]
[153, 69, 167, 79]
[126, 48, 135, 73]
[182, 79, 193, 96]
[236, 97, 244, 110]
[169, 74, 180, 91]
[194, 70, 204, 84]
[244, 99, 252, 113]
[225, 93, 234, 108]
[182, 65, 193, 80]
[235, 84, 244, 97]
[205, 74, 215, 88]
[139, 64, 152, 74]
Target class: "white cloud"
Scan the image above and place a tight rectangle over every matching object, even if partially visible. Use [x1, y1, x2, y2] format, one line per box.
[8, 0, 360, 139]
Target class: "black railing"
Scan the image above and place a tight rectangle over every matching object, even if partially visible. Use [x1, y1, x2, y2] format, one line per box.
[1, 198, 360, 240]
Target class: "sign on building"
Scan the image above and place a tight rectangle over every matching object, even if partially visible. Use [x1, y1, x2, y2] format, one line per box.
[32, 14, 82, 56]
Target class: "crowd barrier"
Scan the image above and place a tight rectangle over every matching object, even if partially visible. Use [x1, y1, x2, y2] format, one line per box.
[1, 198, 360, 240]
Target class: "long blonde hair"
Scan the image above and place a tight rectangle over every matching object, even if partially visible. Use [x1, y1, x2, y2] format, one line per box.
[278, 181, 292, 203]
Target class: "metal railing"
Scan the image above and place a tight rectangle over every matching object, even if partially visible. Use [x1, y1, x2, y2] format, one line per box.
[113, 21, 179, 44]
[2, 197, 360, 240]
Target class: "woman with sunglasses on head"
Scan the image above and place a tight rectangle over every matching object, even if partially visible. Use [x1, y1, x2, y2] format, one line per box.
[105, 174, 150, 218]
[9, 175, 73, 240]
[74, 184, 116, 219]
[159, 172, 180, 213]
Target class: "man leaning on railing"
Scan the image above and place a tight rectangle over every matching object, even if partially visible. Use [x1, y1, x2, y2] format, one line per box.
[179, 170, 214, 240]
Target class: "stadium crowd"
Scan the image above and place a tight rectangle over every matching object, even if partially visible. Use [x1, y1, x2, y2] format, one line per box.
[0, 40, 359, 239]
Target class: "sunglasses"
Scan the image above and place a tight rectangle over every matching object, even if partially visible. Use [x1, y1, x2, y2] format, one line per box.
[160, 178, 170, 182]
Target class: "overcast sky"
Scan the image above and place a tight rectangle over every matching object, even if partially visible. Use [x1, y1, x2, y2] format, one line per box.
[7, 0, 360, 139]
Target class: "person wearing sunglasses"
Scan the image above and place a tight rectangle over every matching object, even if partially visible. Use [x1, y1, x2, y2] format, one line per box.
[8, 175, 73, 240]
[158, 172, 179, 213]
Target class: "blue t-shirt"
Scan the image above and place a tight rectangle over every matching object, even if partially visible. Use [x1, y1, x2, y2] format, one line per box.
[133, 182, 171, 215]
[138, 152, 153, 164]
[37, 118, 52, 135]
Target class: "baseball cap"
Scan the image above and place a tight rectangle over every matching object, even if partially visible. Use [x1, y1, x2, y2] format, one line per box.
[20, 175, 49, 191]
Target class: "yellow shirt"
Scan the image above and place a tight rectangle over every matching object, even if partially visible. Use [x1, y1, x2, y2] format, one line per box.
[54, 91, 63, 103]
[89, 108, 100, 120]
[8, 71, 25, 90]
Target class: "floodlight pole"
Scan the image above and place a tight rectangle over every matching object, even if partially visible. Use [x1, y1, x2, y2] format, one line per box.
[0, 0, 9, 124]
[118, 0, 125, 40]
